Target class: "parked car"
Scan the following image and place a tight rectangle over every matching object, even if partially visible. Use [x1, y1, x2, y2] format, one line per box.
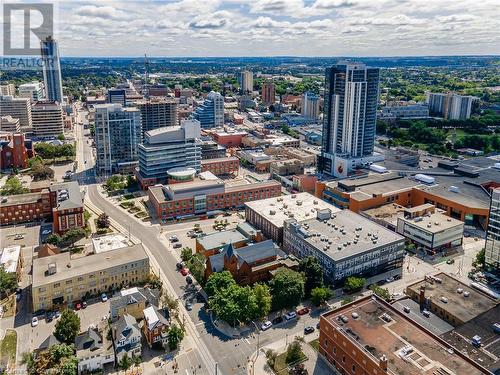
[101, 293, 108, 302]
[284, 311, 297, 320]
[422, 309, 430, 317]
[403, 306, 411, 313]
[304, 326, 315, 334]
[297, 307, 310, 315]
[272, 316, 284, 325]
[261, 321, 272, 331]
[186, 276, 193, 284]
[82, 301, 88, 309]
[169, 235, 179, 242]
[41, 229, 52, 235]
[173, 243, 182, 249]
[446, 259, 455, 265]
[46, 311, 54, 322]
[31, 317, 39, 327]
[385, 277, 395, 283]
[176, 262, 183, 270]
[180, 268, 189, 276]
[185, 301, 192, 311]
[14, 234, 24, 240]
[75, 302, 82, 310]
[316, 322, 320, 329]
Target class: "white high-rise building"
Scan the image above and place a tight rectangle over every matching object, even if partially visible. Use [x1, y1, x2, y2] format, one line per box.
[302, 92, 320, 120]
[94, 104, 142, 175]
[426, 92, 474, 120]
[239, 70, 253, 94]
[32, 101, 64, 138]
[19, 81, 44, 102]
[0, 96, 32, 130]
[485, 187, 500, 272]
[0, 84, 16, 96]
[40, 36, 63, 104]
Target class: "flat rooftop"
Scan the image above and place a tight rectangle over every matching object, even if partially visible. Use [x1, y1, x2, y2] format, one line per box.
[0, 245, 21, 273]
[406, 273, 497, 324]
[245, 192, 340, 228]
[201, 156, 239, 164]
[362, 203, 407, 227]
[197, 229, 249, 251]
[49, 181, 83, 211]
[0, 192, 42, 206]
[33, 244, 148, 287]
[399, 211, 464, 233]
[322, 296, 487, 375]
[92, 234, 130, 254]
[295, 209, 404, 261]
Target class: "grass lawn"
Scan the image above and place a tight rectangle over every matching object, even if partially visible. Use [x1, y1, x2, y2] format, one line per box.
[119, 201, 135, 209]
[273, 350, 307, 373]
[0, 329, 17, 369]
[308, 338, 319, 352]
[123, 193, 135, 200]
[0, 295, 16, 318]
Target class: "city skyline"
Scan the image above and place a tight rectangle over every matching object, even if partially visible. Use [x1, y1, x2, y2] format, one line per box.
[3, 0, 499, 57]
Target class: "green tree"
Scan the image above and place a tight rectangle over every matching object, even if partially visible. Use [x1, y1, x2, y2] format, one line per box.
[0, 176, 29, 196]
[205, 271, 236, 297]
[180, 247, 193, 262]
[299, 256, 324, 297]
[54, 309, 81, 343]
[269, 268, 304, 310]
[253, 283, 272, 319]
[20, 352, 35, 374]
[45, 233, 62, 245]
[209, 284, 258, 326]
[119, 353, 132, 370]
[185, 253, 205, 283]
[369, 285, 391, 301]
[472, 248, 486, 269]
[286, 340, 303, 364]
[161, 291, 179, 317]
[61, 228, 86, 247]
[167, 324, 185, 350]
[0, 265, 17, 298]
[57, 134, 65, 141]
[96, 213, 110, 229]
[311, 286, 332, 306]
[344, 277, 366, 293]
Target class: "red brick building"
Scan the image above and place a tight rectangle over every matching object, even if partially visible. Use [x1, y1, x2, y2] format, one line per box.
[0, 133, 31, 170]
[201, 157, 239, 176]
[148, 179, 281, 221]
[142, 305, 170, 348]
[0, 181, 84, 234]
[209, 130, 247, 147]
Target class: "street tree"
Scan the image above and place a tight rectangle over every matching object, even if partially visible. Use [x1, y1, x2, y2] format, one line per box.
[180, 247, 193, 262]
[269, 268, 304, 310]
[54, 309, 81, 343]
[0, 265, 17, 298]
[311, 286, 332, 306]
[96, 213, 110, 228]
[286, 340, 303, 364]
[167, 324, 184, 350]
[253, 283, 272, 319]
[205, 271, 236, 297]
[344, 277, 366, 293]
[298, 256, 324, 296]
[185, 253, 205, 283]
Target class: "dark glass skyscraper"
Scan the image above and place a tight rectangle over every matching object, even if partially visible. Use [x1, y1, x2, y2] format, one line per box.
[40, 36, 63, 103]
[319, 63, 380, 176]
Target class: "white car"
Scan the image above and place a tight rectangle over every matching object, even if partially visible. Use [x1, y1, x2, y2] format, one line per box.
[284, 311, 297, 320]
[31, 317, 39, 327]
[261, 321, 272, 331]
[101, 293, 108, 302]
[42, 229, 52, 235]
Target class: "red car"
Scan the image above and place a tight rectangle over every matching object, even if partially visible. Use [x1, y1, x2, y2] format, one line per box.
[297, 307, 310, 316]
[180, 267, 189, 276]
[75, 302, 82, 310]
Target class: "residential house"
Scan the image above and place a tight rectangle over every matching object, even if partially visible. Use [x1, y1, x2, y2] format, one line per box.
[142, 305, 170, 348]
[111, 314, 142, 363]
[109, 287, 160, 321]
[75, 327, 114, 374]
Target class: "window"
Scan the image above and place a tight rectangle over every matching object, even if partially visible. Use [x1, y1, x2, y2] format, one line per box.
[352, 365, 356, 373]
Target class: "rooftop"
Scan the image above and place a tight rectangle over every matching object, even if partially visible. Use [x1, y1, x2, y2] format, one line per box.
[0, 192, 43, 207]
[245, 192, 340, 228]
[197, 229, 249, 251]
[322, 295, 487, 375]
[32, 244, 148, 288]
[362, 203, 407, 227]
[406, 273, 498, 324]
[92, 234, 130, 254]
[399, 211, 464, 233]
[0, 245, 21, 273]
[48, 181, 83, 211]
[290, 209, 404, 261]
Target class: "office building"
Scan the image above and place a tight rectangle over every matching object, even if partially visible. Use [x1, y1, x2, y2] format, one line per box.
[148, 179, 281, 222]
[137, 120, 202, 189]
[200, 139, 226, 159]
[245, 192, 341, 244]
[31, 101, 64, 138]
[284, 208, 405, 283]
[40, 36, 63, 103]
[261, 80, 275, 105]
[0, 84, 15, 96]
[133, 98, 178, 138]
[18, 81, 44, 102]
[270, 159, 304, 178]
[426, 92, 474, 120]
[0, 116, 20, 133]
[107, 89, 126, 106]
[239, 70, 253, 94]
[319, 63, 380, 177]
[319, 295, 490, 375]
[0, 96, 32, 130]
[94, 104, 142, 175]
[32, 243, 150, 311]
[485, 188, 500, 271]
[379, 103, 429, 120]
[301, 91, 320, 120]
[193, 91, 224, 128]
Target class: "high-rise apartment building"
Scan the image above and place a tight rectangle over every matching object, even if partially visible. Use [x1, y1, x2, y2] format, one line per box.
[239, 70, 253, 94]
[32, 101, 64, 138]
[193, 91, 224, 128]
[485, 188, 500, 272]
[107, 89, 126, 106]
[0, 84, 16, 96]
[133, 98, 178, 138]
[94, 104, 142, 175]
[0, 116, 21, 133]
[18, 81, 44, 102]
[302, 91, 320, 120]
[426, 92, 474, 120]
[137, 120, 202, 189]
[261, 80, 275, 105]
[319, 63, 380, 177]
[0, 96, 32, 130]
[40, 36, 63, 103]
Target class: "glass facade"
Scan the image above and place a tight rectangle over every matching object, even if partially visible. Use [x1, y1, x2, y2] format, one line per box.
[485, 188, 500, 271]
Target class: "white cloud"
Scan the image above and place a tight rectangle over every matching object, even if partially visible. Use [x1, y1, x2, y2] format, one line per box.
[75, 5, 130, 20]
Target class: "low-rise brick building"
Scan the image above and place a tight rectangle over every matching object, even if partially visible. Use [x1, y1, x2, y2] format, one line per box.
[201, 156, 239, 176]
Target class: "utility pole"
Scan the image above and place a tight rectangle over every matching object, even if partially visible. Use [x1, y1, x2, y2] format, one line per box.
[215, 362, 218, 375]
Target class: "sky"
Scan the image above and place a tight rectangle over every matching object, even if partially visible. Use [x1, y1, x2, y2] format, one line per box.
[2, 0, 500, 57]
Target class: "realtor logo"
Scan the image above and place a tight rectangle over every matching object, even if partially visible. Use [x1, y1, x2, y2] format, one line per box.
[3, 3, 54, 55]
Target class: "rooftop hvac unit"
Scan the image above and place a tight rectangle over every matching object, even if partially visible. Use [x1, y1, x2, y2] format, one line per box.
[449, 186, 460, 193]
[415, 174, 435, 184]
[269, 210, 276, 215]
